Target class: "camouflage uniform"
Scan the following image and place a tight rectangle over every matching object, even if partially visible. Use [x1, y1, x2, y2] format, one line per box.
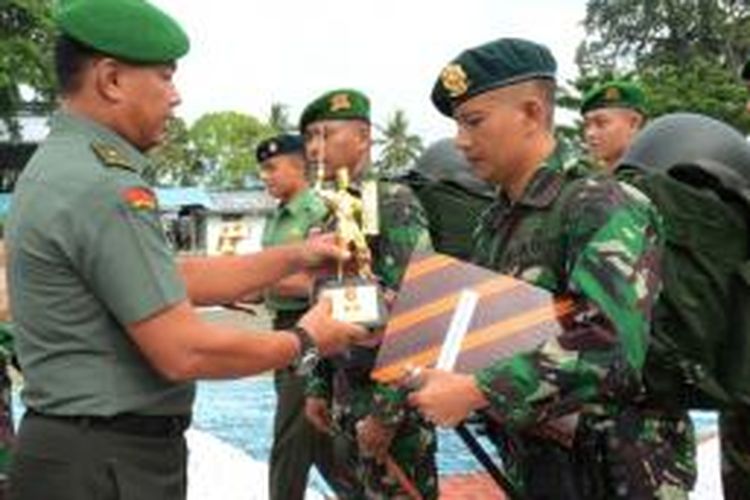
[0, 323, 13, 498]
[308, 179, 438, 499]
[471, 148, 696, 499]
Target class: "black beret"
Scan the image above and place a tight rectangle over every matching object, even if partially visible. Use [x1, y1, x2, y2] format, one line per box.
[431, 38, 557, 117]
[256, 134, 305, 164]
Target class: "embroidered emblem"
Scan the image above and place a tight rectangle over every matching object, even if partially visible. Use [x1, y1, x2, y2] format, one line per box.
[329, 93, 352, 112]
[122, 187, 157, 211]
[440, 64, 469, 98]
[604, 86, 621, 102]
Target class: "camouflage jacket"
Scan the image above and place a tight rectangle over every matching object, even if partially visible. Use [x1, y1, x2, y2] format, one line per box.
[308, 179, 432, 424]
[471, 148, 663, 431]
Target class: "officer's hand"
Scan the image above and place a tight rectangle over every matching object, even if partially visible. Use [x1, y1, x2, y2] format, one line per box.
[305, 397, 332, 433]
[298, 298, 368, 356]
[299, 232, 350, 269]
[406, 369, 488, 427]
[356, 415, 397, 464]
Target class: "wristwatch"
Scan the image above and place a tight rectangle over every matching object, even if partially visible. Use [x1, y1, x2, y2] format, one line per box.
[289, 325, 320, 376]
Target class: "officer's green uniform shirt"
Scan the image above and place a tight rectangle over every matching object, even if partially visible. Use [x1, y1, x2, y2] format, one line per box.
[261, 187, 327, 312]
[6, 111, 192, 417]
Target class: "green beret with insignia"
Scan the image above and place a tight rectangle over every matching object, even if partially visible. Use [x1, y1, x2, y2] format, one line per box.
[299, 89, 370, 131]
[742, 59, 750, 82]
[580, 80, 646, 116]
[431, 38, 557, 117]
[56, 0, 190, 63]
[256, 134, 305, 164]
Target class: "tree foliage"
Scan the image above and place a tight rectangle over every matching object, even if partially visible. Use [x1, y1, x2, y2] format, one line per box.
[268, 102, 293, 133]
[374, 109, 424, 177]
[0, 0, 56, 139]
[146, 117, 202, 186]
[576, 0, 750, 132]
[189, 111, 273, 189]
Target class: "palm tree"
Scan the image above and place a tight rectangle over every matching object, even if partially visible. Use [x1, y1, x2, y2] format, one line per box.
[375, 109, 424, 177]
[268, 102, 293, 133]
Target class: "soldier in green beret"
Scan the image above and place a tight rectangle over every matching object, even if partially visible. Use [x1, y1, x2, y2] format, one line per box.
[408, 38, 694, 499]
[6, 2, 366, 499]
[300, 89, 439, 499]
[256, 134, 343, 500]
[581, 80, 647, 172]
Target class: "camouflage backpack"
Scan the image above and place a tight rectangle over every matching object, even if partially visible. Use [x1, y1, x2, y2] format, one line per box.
[616, 113, 750, 409]
[396, 138, 495, 260]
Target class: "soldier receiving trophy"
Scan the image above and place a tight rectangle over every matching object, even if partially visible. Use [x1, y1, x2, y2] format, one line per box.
[312, 143, 387, 328]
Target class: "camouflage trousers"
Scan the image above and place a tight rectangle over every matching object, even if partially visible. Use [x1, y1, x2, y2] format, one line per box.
[486, 408, 696, 500]
[0, 357, 13, 497]
[719, 406, 750, 500]
[326, 410, 438, 500]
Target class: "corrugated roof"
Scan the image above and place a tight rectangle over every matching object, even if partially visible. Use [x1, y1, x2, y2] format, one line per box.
[155, 187, 214, 211]
[207, 190, 275, 214]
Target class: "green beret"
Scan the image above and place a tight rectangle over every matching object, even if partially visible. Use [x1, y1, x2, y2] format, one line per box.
[431, 38, 557, 117]
[256, 134, 305, 164]
[742, 59, 750, 82]
[580, 80, 646, 116]
[299, 89, 370, 131]
[56, 0, 190, 64]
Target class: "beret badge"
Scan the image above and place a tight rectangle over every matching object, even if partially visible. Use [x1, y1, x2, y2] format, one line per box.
[604, 86, 621, 102]
[440, 64, 469, 98]
[329, 93, 352, 112]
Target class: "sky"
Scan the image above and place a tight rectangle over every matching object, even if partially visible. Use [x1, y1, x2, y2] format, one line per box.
[151, 0, 588, 144]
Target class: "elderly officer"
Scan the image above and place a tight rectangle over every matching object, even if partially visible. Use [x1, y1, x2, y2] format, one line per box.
[256, 134, 341, 500]
[5, 2, 365, 500]
[581, 80, 647, 171]
[408, 38, 694, 499]
[300, 89, 439, 499]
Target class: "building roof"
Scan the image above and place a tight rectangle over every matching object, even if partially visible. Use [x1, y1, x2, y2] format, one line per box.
[155, 187, 214, 212]
[207, 190, 275, 215]
[154, 187, 275, 215]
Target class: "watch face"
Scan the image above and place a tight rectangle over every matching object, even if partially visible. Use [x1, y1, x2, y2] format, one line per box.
[295, 348, 320, 376]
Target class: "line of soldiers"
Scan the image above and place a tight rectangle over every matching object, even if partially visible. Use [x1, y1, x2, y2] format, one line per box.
[259, 40, 750, 500]
[4, 0, 750, 499]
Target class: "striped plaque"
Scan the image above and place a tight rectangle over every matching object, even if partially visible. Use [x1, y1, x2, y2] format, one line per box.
[372, 252, 576, 384]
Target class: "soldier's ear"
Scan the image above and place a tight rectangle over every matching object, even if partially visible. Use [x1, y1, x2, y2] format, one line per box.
[356, 122, 371, 142]
[93, 57, 133, 106]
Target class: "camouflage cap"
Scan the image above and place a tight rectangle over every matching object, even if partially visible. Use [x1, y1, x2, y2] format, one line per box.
[580, 80, 646, 116]
[431, 38, 557, 117]
[256, 133, 305, 164]
[298, 89, 370, 131]
[56, 0, 190, 64]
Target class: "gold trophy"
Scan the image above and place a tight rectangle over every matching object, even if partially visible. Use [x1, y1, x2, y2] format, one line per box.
[313, 160, 387, 328]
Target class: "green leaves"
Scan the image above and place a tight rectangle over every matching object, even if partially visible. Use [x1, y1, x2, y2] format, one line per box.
[148, 112, 275, 189]
[0, 0, 55, 139]
[374, 109, 424, 177]
[575, 0, 750, 133]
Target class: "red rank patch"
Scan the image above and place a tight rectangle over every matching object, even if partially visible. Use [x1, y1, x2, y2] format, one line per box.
[122, 186, 157, 211]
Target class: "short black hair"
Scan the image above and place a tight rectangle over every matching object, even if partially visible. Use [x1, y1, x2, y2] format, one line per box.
[54, 34, 101, 95]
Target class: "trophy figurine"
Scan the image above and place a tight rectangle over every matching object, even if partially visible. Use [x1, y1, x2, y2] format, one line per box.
[314, 164, 387, 328]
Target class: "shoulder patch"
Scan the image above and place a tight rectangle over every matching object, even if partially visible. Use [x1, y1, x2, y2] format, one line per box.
[91, 141, 136, 172]
[121, 186, 157, 212]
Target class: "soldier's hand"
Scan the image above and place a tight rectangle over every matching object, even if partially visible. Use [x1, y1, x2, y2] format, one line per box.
[298, 298, 368, 356]
[305, 397, 332, 434]
[406, 369, 488, 427]
[299, 232, 350, 269]
[356, 415, 397, 464]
